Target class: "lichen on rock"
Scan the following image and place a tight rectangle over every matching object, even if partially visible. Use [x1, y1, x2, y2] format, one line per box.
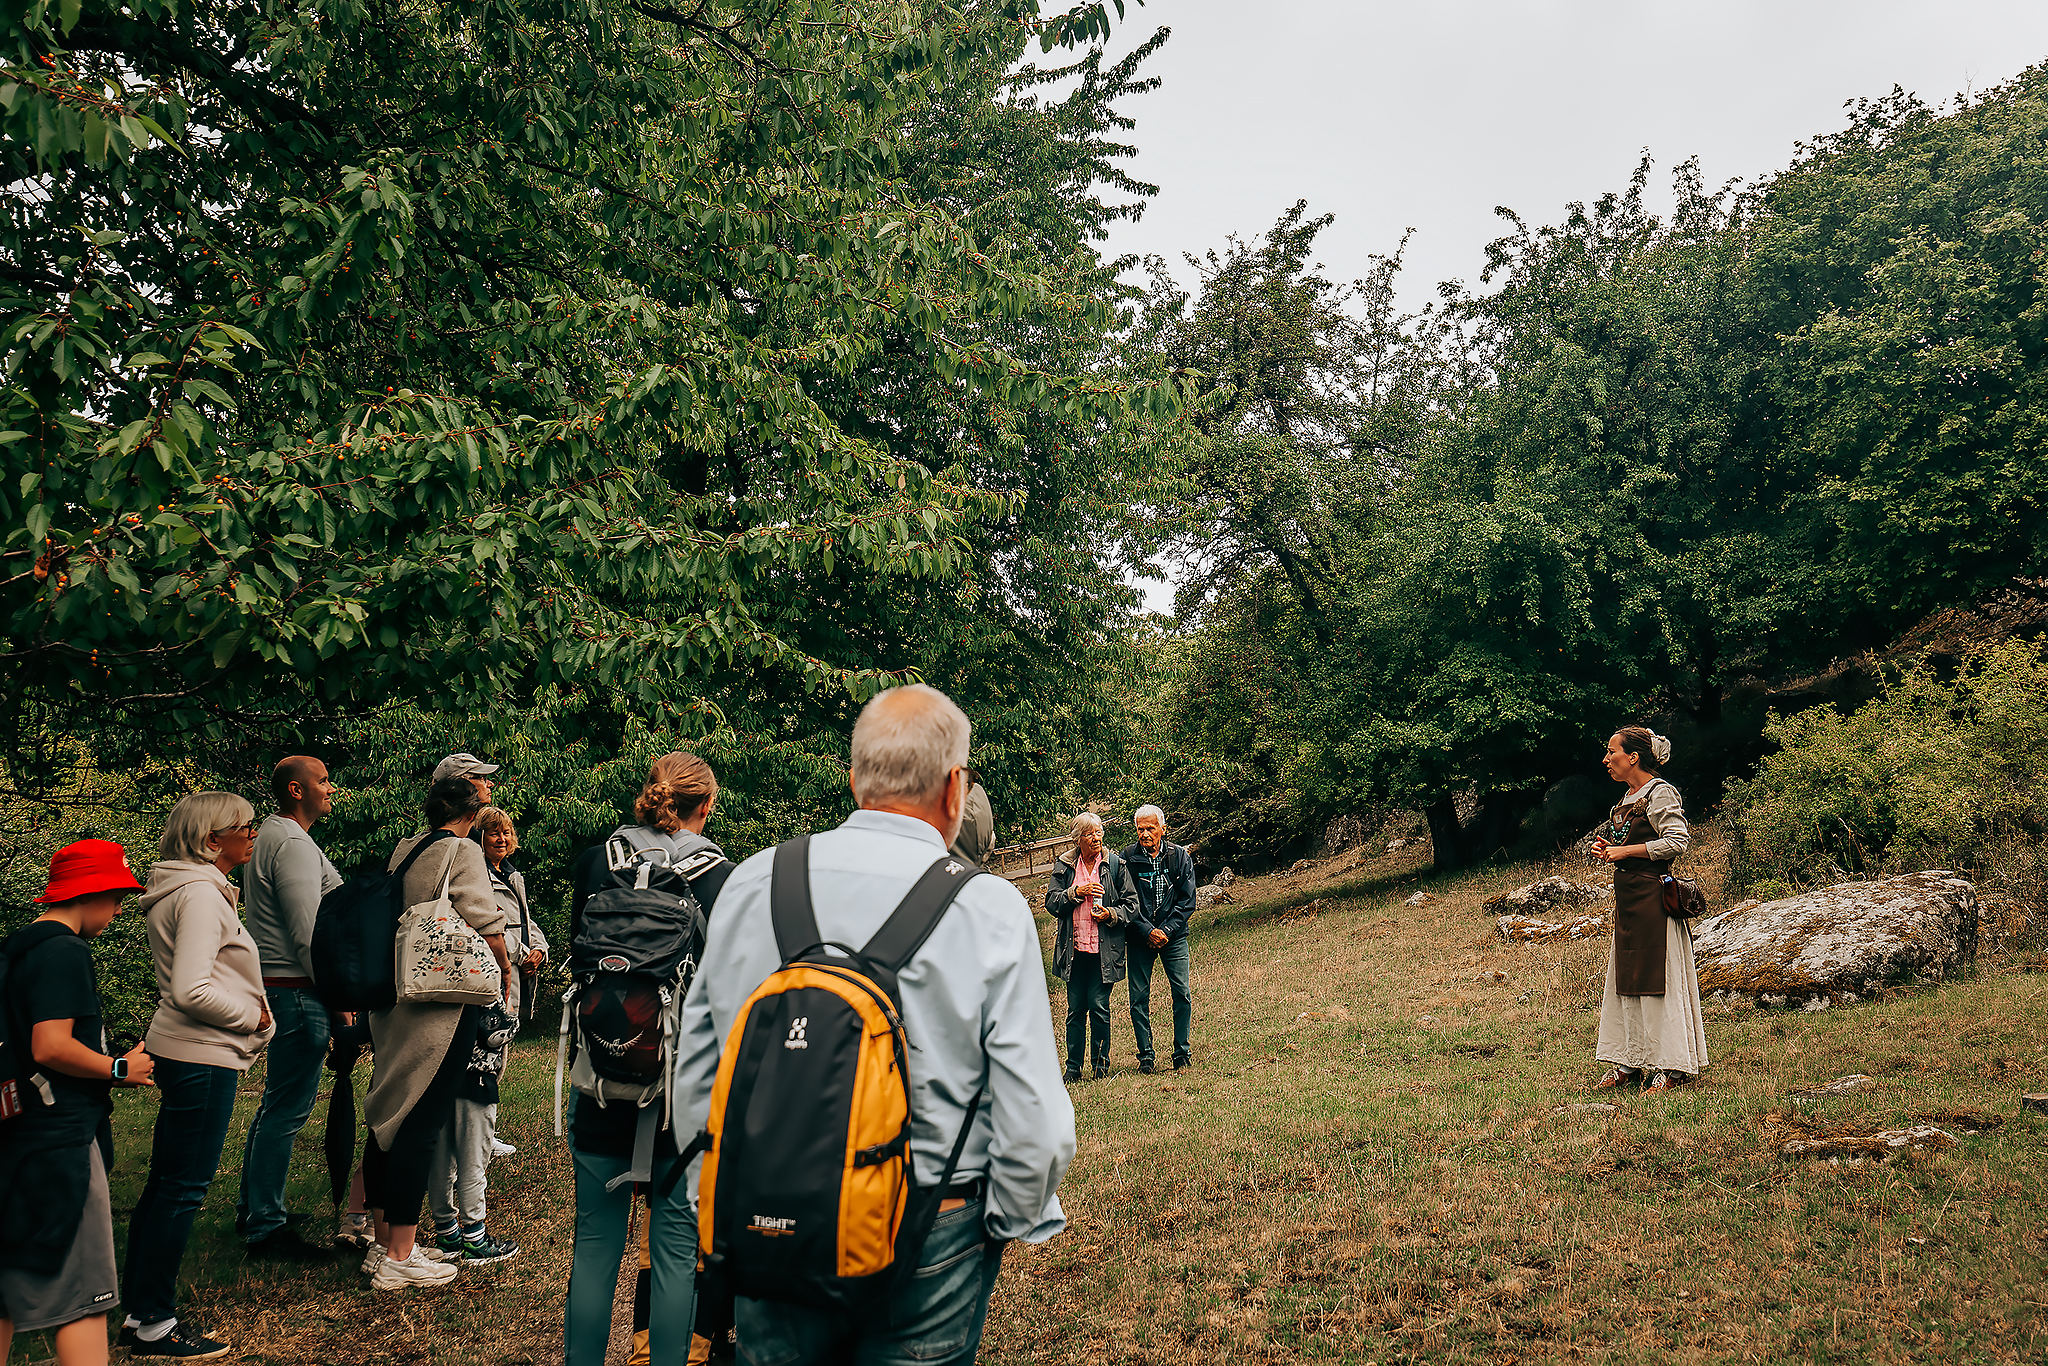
[1694, 871, 1978, 1010]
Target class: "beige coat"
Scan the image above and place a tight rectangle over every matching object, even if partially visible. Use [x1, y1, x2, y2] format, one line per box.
[363, 831, 505, 1146]
[140, 861, 276, 1069]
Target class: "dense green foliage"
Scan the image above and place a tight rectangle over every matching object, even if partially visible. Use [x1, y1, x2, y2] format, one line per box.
[0, 0, 1168, 779]
[1143, 66, 2048, 870]
[1723, 640, 2048, 897]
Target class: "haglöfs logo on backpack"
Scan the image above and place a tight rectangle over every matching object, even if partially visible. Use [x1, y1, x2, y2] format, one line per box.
[784, 1017, 808, 1050]
[598, 955, 630, 972]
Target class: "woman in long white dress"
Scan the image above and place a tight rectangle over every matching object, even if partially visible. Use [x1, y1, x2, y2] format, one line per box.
[1588, 726, 1708, 1093]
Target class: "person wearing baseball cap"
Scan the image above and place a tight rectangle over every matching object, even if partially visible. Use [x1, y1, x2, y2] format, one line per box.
[432, 754, 500, 805]
[0, 841, 155, 1365]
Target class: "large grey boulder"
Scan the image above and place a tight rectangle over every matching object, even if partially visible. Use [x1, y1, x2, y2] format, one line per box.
[1694, 871, 1978, 1010]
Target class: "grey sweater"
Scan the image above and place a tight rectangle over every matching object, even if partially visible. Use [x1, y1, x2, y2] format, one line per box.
[245, 814, 342, 980]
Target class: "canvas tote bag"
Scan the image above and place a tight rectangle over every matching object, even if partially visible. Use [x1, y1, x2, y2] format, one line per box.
[395, 840, 503, 1006]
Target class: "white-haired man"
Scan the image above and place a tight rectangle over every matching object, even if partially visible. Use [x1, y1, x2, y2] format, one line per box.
[673, 684, 1075, 1363]
[1120, 805, 1198, 1073]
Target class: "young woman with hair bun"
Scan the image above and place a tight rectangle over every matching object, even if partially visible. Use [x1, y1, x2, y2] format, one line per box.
[562, 752, 736, 1366]
[1588, 726, 1708, 1093]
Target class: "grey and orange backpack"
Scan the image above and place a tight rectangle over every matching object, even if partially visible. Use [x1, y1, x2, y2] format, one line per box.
[686, 834, 986, 1311]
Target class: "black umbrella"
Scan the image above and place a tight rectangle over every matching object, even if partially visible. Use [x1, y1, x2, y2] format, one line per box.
[324, 1018, 372, 1209]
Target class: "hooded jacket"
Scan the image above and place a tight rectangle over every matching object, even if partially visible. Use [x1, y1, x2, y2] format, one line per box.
[1046, 846, 1137, 984]
[141, 860, 275, 1070]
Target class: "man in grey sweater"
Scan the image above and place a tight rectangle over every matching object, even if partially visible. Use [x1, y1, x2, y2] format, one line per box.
[233, 756, 343, 1259]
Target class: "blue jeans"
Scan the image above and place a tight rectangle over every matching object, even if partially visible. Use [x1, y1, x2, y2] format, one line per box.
[734, 1199, 1002, 1366]
[235, 987, 330, 1242]
[1128, 935, 1192, 1066]
[1064, 953, 1113, 1072]
[564, 1144, 696, 1366]
[123, 1057, 241, 1324]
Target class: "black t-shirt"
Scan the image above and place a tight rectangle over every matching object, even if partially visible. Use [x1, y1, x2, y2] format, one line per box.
[4, 927, 113, 1150]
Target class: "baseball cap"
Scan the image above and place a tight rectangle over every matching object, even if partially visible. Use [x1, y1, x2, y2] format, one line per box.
[432, 752, 501, 783]
[36, 839, 145, 904]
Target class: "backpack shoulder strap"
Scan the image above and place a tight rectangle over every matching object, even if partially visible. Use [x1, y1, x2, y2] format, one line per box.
[770, 835, 822, 963]
[861, 854, 983, 974]
[392, 829, 455, 881]
[673, 849, 728, 882]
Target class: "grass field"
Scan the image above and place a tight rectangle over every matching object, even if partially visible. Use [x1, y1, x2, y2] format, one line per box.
[11, 830, 2048, 1365]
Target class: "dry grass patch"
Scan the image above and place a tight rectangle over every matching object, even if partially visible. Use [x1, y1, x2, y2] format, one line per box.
[11, 828, 2047, 1364]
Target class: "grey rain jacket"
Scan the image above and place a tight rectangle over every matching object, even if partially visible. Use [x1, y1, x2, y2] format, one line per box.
[1046, 846, 1137, 985]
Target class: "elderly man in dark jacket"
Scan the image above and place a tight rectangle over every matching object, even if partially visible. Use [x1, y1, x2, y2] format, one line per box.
[1120, 805, 1198, 1073]
[1046, 813, 1137, 1082]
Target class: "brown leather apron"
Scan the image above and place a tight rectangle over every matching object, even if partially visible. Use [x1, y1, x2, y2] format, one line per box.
[1610, 807, 1669, 996]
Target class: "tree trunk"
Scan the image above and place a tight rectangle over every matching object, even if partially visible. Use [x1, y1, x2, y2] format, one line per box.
[1425, 797, 1467, 873]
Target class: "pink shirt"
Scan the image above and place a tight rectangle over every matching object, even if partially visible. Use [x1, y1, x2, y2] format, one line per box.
[1071, 851, 1103, 954]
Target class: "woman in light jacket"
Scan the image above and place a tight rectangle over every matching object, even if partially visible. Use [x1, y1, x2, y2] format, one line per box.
[359, 776, 509, 1291]
[122, 792, 274, 1355]
[1046, 812, 1138, 1083]
[1589, 726, 1708, 1093]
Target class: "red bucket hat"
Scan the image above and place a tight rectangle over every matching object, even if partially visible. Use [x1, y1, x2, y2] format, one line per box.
[35, 839, 145, 904]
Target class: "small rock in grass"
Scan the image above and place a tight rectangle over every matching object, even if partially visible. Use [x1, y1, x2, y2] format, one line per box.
[1482, 876, 1609, 917]
[1790, 1075, 1876, 1100]
[1498, 913, 1608, 944]
[1781, 1125, 1957, 1159]
[1404, 892, 1434, 907]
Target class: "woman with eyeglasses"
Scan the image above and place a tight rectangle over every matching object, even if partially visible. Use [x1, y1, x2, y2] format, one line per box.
[122, 793, 276, 1359]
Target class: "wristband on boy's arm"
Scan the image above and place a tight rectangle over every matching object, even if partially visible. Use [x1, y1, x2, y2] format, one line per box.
[111, 1055, 128, 1082]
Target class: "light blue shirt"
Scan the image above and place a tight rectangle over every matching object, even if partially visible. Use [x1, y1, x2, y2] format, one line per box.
[674, 809, 1075, 1243]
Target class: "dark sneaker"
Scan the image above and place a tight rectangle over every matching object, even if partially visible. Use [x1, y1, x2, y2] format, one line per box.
[460, 1231, 519, 1264]
[234, 1208, 311, 1238]
[1138, 1061, 1156, 1075]
[1172, 1058, 1190, 1071]
[247, 1227, 334, 1260]
[1062, 1068, 1081, 1084]
[120, 1323, 232, 1359]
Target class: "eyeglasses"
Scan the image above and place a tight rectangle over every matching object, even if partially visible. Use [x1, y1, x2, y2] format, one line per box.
[213, 821, 259, 837]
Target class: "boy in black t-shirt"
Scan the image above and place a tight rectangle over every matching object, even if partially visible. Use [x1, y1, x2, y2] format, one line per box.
[0, 839, 159, 1364]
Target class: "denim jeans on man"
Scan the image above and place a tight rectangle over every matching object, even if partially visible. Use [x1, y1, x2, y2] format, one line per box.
[1127, 934, 1192, 1067]
[563, 1145, 696, 1366]
[734, 1198, 1003, 1366]
[234, 986, 330, 1241]
[1064, 951, 1113, 1071]
[123, 1057, 241, 1323]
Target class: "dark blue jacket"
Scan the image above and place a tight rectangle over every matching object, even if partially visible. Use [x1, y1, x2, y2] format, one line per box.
[1119, 840, 1197, 944]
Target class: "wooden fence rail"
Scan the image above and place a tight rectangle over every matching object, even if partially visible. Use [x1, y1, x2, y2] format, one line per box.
[985, 834, 1067, 882]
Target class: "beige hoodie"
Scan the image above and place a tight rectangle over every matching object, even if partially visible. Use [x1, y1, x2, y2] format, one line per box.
[141, 860, 276, 1069]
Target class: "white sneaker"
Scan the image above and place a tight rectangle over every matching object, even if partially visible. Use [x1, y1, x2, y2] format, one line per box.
[489, 1139, 516, 1158]
[417, 1242, 463, 1264]
[360, 1243, 387, 1277]
[370, 1248, 460, 1290]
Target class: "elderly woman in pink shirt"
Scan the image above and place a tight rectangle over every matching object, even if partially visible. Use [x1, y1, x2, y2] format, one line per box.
[1046, 813, 1138, 1082]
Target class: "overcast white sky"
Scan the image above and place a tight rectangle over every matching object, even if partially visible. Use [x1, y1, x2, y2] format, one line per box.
[1085, 0, 2048, 300]
[1097, 0, 2048, 611]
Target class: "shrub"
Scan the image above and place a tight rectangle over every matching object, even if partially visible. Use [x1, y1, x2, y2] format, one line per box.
[1724, 638, 2048, 897]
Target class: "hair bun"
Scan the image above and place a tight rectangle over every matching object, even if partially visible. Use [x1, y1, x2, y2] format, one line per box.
[1651, 733, 1672, 764]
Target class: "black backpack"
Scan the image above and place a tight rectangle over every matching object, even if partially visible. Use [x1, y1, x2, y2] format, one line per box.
[0, 922, 72, 1126]
[311, 831, 455, 1014]
[686, 836, 986, 1312]
[553, 834, 723, 1189]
